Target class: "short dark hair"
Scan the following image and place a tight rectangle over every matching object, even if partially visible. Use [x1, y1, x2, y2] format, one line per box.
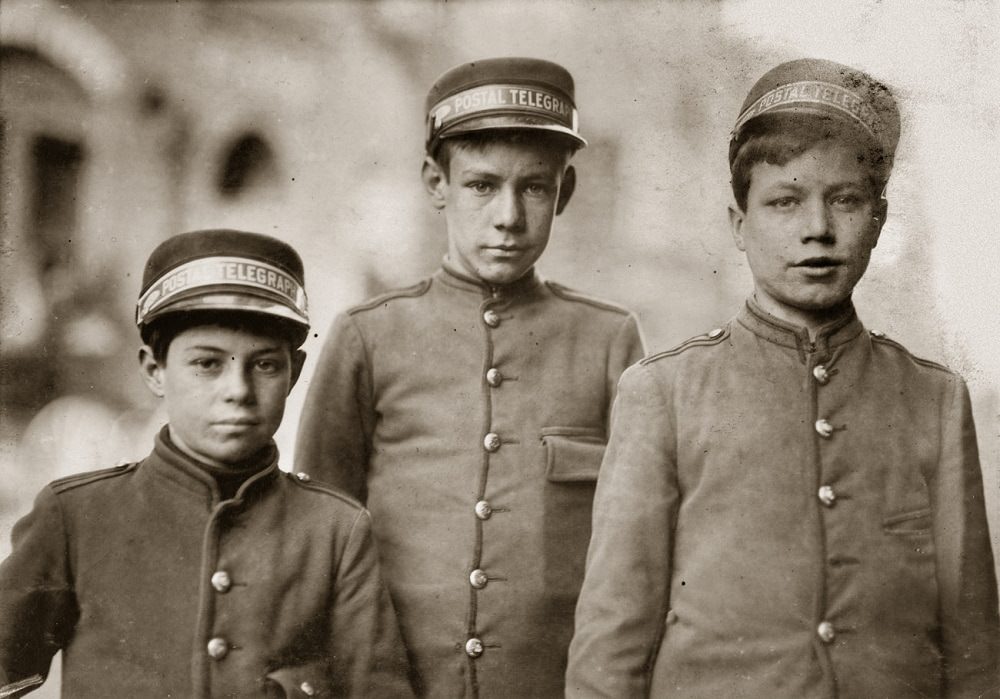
[431, 130, 578, 181]
[730, 114, 892, 212]
[141, 310, 304, 363]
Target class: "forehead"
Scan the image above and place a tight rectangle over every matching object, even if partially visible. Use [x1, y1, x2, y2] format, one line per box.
[749, 138, 871, 189]
[447, 138, 568, 174]
[168, 323, 289, 352]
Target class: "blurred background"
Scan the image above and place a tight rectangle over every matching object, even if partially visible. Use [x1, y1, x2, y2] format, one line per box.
[1, 0, 998, 691]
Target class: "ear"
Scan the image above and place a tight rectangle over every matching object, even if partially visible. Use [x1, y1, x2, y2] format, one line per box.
[555, 165, 576, 216]
[288, 349, 307, 393]
[138, 345, 166, 398]
[871, 198, 888, 248]
[728, 204, 747, 251]
[421, 156, 448, 210]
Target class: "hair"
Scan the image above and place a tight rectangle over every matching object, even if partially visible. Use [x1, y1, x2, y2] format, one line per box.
[141, 310, 305, 363]
[431, 130, 578, 181]
[730, 114, 892, 212]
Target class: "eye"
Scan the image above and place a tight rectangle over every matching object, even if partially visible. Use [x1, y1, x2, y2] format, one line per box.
[768, 196, 798, 209]
[467, 181, 494, 195]
[524, 183, 550, 197]
[254, 358, 284, 375]
[190, 357, 222, 373]
[830, 194, 863, 211]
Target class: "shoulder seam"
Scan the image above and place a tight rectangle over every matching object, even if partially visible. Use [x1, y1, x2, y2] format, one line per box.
[641, 327, 730, 365]
[545, 281, 630, 315]
[347, 278, 432, 315]
[871, 336, 954, 374]
[286, 473, 367, 510]
[50, 463, 137, 493]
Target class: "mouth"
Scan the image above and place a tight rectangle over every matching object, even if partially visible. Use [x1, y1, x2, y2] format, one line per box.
[795, 257, 842, 268]
[793, 257, 843, 275]
[483, 245, 527, 258]
[214, 418, 260, 428]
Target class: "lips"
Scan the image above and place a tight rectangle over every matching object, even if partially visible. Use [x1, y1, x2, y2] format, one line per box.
[794, 257, 842, 268]
[214, 418, 260, 427]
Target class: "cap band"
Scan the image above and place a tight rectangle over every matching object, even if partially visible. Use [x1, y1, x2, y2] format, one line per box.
[427, 83, 578, 145]
[136, 255, 307, 326]
[732, 80, 881, 141]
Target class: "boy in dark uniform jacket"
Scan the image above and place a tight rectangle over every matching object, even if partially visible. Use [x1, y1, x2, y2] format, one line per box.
[296, 58, 644, 697]
[0, 230, 412, 698]
[568, 59, 999, 697]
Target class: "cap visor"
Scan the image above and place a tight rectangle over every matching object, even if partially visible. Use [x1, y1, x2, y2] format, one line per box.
[440, 115, 586, 148]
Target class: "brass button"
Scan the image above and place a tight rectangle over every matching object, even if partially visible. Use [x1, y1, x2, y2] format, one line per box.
[295, 472, 311, 482]
[486, 368, 503, 387]
[470, 569, 488, 589]
[211, 570, 232, 593]
[483, 433, 501, 452]
[814, 419, 834, 438]
[465, 637, 484, 658]
[817, 621, 836, 643]
[818, 485, 837, 507]
[812, 365, 830, 385]
[207, 637, 229, 659]
[483, 309, 501, 328]
[707, 327, 724, 339]
[300, 681, 316, 697]
[475, 500, 493, 520]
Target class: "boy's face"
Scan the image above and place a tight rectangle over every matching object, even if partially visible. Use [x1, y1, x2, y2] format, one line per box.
[729, 139, 887, 325]
[140, 324, 304, 468]
[423, 139, 572, 286]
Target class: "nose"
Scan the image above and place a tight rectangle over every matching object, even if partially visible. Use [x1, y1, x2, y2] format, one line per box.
[221, 361, 255, 404]
[802, 198, 834, 243]
[492, 186, 525, 232]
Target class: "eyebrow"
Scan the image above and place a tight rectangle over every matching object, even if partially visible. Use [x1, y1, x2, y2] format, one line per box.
[764, 179, 865, 192]
[183, 344, 285, 355]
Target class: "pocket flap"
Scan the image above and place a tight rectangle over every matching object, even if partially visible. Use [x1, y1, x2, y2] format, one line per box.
[883, 508, 932, 534]
[542, 428, 606, 482]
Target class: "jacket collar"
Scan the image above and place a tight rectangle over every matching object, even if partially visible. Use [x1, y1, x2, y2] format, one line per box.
[146, 425, 279, 504]
[437, 257, 542, 299]
[737, 296, 865, 355]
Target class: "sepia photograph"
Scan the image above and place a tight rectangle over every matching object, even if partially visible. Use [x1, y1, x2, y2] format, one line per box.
[1, 0, 998, 696]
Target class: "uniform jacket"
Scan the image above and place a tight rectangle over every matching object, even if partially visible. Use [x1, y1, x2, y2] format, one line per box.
[567, 299, 999, 698]
[0, 429, 412, 698]
[295, 262, 644, 698]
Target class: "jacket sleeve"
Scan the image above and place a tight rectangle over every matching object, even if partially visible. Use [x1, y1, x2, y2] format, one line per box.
[0, 487, 78, 697]
[932, 376, 1000, 697]
[295, 313, 375, 502]
[567, 362, 678, 697]
[328, 510, 414, 698]
[606, 312, 645, 405]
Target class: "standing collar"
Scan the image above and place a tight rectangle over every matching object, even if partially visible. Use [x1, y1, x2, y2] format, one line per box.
[148, 425, 279, 502]
[737, 296, 864, 354]
[438, 257, 542, 299]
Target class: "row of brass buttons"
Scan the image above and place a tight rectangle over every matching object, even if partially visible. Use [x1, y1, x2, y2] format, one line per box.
[470, 308, 503, 659]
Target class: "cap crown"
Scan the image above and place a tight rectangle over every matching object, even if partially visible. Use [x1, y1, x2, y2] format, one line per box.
[730, 58, 899, 164]
[137, 229, 308, 332]
[425, 57, 586, 152]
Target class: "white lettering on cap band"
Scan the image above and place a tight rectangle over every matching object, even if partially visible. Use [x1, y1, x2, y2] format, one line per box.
[428, 83, 577, 142]
[136, 255, 307, 325]
[733, 80, 882, 140]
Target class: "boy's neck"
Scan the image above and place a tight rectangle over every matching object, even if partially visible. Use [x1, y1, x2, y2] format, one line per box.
[751, 292, 855, 342]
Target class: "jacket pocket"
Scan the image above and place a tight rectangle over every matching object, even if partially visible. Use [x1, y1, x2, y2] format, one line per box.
[541, 427, 606, 482]
[264, 663, 331, 698]
[883, 507, 932, 535]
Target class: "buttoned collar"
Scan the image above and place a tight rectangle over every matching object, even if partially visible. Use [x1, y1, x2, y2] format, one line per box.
[737, 296, 865, 355]
[145, 425, 279, 505]
[438, 257, 543, 299]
